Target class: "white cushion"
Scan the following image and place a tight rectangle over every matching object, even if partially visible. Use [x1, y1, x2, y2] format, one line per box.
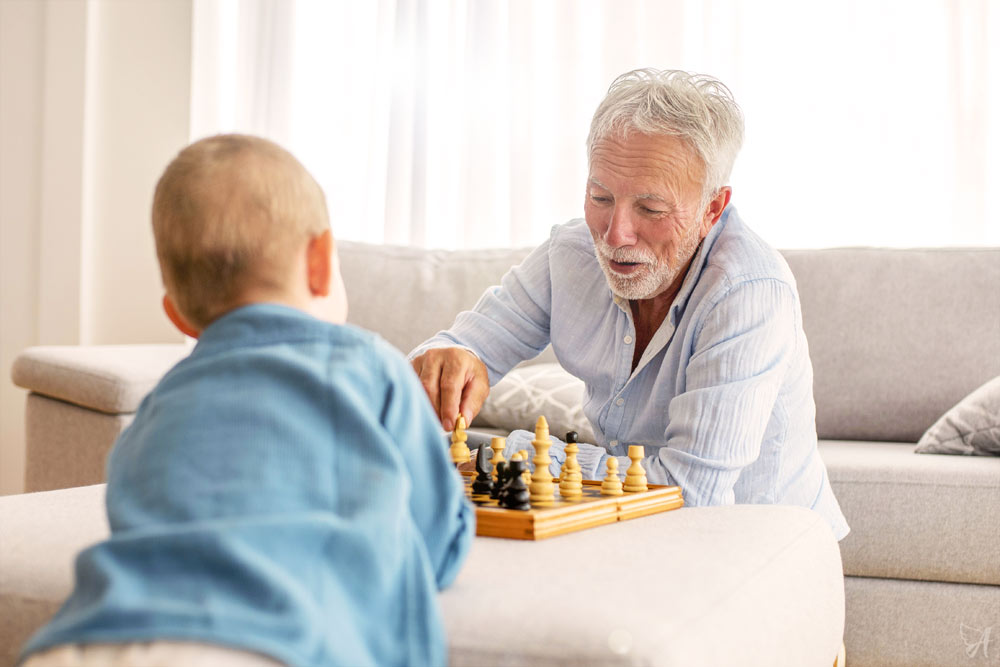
[475, 363, 596, 443]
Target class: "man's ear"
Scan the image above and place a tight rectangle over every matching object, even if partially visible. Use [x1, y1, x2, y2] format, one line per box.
[162, 294, 201, 338]
[700, 187, 732, 238]
[307, 229, 334, 297]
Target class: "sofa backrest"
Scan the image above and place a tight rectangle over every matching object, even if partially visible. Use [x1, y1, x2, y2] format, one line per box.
[338, 241, 551, 363]
[784, 247, 1000, 442]
[340, 240, 1000, 444]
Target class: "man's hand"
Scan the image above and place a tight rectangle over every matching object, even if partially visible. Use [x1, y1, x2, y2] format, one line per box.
[411, 347, 490, 431]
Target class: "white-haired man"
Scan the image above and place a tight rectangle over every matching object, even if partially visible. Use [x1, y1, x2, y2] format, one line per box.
[410, 69, 848, 540]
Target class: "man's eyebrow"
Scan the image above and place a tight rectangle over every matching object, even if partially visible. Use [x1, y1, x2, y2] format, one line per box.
[588, 177, 610, 190]
[635, 193, 668, 203]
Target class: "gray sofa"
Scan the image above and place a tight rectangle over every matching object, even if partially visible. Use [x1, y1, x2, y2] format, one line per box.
[7, 240, 1000, 666]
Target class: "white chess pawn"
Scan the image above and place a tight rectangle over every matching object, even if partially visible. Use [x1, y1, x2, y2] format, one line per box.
[490, 437, 506, 482]
[601, 457, 623, 496]
[449, 414, 470, 464]
[559, 431, 583, 498]
[623, 445, 648, 493]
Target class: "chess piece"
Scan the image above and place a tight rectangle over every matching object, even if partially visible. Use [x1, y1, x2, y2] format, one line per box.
[471, 445, 494, 497]
[623, 445, 648, 493]
[491, 460, 508, 500]
[501, 457, 531, 510]
[450, 414, 470, 465]
[529, 416, 555, 504]
[518, 450, 531, 486]
[490, 437, 506, 482]
[559, 431, 583, 499]
[498, 451, 524, 505]
[601, 457, 624, 496]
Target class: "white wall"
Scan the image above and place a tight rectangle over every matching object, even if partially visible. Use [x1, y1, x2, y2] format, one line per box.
[0, 0, 192, 495]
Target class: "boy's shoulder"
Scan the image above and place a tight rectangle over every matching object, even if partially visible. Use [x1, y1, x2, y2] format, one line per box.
[171, 304, 415, 389]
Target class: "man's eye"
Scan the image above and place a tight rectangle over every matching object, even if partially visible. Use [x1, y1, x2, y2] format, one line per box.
[640, 206, 665, 215]
[590, 194, 611, 203]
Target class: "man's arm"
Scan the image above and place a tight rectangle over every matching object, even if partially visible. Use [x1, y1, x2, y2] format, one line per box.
[410, 235, 556, 429]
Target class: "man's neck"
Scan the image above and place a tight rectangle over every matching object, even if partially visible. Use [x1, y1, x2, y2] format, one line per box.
[627, 257, 693, 372]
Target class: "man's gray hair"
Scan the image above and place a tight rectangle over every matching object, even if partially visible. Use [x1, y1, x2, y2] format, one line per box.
[587, 68, 745, 203]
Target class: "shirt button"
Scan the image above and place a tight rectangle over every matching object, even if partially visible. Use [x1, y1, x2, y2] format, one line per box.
[615, 398, 625, 407]
[624, 335, 633, 344]
[610, 440, 619, 447]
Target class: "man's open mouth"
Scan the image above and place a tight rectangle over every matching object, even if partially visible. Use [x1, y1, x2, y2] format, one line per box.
[608, 259, 645, 274]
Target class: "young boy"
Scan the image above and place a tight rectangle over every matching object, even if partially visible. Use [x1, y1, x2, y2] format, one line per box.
[20, 135, 474, 667]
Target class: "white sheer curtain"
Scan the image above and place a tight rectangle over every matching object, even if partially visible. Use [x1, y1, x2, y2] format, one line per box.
[191, 0, 999, 249]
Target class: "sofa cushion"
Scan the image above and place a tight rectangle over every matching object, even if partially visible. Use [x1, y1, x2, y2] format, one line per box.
[783, 247, 1000, 442]
[915, 375, 1000, 456]
[844, 576, 1000, 667]
[820, 440, 1000, 586]
[11, 344, 190, 414]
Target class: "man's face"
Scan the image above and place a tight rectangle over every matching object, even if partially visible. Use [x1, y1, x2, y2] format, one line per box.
[584, 132, 713, 301]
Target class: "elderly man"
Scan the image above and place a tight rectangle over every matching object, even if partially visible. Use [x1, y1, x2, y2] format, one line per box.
[410, 69, 848, 540]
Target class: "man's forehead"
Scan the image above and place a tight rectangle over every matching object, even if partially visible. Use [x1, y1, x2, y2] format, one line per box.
[588, 134, 703, 197]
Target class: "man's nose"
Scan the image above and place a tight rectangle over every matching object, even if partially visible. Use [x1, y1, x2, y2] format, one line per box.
[604, 207, 637, 248]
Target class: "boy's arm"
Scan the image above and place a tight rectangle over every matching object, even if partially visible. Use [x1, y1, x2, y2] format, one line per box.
[381, 342, 475, 589]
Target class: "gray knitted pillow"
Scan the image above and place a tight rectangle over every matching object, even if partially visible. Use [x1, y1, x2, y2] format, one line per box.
[915, 376, 1000, 456]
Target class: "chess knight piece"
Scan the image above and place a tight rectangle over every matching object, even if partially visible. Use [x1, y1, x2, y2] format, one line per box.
[471, 445, 494, 497]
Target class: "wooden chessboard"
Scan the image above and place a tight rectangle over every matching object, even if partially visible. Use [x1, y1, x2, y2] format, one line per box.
[462, 473, 683, 540]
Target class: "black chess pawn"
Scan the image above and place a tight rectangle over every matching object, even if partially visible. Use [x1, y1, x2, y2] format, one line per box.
[491, 461, 508, 501]
[470, 446, 494, 497]
[501, 458, 531, 511]
[565, 431, 578, 445]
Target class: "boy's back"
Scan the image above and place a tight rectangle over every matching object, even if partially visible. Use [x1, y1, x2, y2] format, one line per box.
[23, 305, 471, 665]
[23, 304, 473, 666]
[20, 135, 474, 667]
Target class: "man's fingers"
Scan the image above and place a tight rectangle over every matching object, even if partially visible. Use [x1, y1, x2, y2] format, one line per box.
[411, 348, 485, 431]
[459, 364, 490, 429]
[413, 355, 443, 423]
[438, 358, 468, 432]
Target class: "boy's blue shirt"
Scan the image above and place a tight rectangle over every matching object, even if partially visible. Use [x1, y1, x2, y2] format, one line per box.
[21, 304, 475, 667]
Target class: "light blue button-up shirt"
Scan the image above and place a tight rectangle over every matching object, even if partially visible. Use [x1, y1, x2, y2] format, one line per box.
[412, 207, 849, 540]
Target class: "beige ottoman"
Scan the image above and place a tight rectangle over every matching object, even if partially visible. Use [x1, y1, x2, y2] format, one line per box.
[0, 484, 844, 667]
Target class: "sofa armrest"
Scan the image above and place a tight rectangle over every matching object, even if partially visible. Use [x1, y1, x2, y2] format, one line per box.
[12, 344, 190, 415]
[11, 345, 190, 492]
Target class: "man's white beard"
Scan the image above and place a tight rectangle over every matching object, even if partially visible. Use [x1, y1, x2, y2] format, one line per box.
[593, 228, 701, 301]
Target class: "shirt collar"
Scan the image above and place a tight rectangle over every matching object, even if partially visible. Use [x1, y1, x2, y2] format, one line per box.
[665, 204, 732, 325]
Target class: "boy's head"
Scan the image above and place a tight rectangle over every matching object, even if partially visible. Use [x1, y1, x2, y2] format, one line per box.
[152, 134, 347, 335]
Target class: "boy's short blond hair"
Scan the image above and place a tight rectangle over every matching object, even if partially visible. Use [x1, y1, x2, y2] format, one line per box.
[152, 134, 330, 329]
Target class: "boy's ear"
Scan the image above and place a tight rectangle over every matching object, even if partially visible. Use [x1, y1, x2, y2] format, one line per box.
[307, 229, 334, 297]
[162, 294, 201, 338]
